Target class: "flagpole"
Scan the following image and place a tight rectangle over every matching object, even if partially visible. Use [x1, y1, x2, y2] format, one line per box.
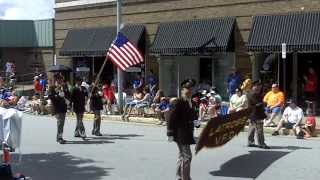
[117, 0, 124, 113]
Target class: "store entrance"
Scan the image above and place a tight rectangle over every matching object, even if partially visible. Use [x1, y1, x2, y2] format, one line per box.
[73, 56, 114, 84]
[298, 53, 320, 107]
[92, 56, 114, 84]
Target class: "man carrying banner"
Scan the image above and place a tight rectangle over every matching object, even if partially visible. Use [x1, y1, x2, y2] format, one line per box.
[246, 80, 270, 149]
[167, 80, 197, 180]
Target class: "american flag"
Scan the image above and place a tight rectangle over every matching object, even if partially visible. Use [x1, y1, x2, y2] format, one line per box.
[106, 32, 144, 71]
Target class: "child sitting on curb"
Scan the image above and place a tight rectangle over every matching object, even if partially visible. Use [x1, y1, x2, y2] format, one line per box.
[303, 108, 317, 138]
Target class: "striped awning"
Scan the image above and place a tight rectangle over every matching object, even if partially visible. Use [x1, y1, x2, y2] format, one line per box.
[59, 24, 145, 56]
[247, 12, 320, 52]
[149, 17, 235, 56]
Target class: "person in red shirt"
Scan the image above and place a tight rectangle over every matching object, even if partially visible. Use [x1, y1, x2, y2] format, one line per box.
[34, 76, 42, 95]
[103, 82, 116, 115]
[303, 67, 318, 113]
[303, 108, 317, 138]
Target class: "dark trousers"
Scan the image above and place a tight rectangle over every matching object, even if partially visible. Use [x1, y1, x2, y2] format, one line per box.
[92, 110, 101, 134]
[56, 113, 66, 141]
[176, 143, 192, 180]
[75, 113, 86, 137]
[248, 119, 266, 146]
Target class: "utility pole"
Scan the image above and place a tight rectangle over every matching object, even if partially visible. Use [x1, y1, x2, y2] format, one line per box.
[117, 0, 124, 113]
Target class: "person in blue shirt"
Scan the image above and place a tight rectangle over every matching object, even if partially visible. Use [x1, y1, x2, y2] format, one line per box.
[147, 70, 158, 97]
[155, 97, 170, 125]
[133, 73, 144, 90]
[39, 74, 48, 94]
[227, 68, 242, 98]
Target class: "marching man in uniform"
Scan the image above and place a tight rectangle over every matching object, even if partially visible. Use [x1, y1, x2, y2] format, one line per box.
[48, 77, 70, 144]
[90, 86, 104, 136]
[71, 78, 87, 139]
[246, 80, 270, 149]
[167, 80, 197, 180]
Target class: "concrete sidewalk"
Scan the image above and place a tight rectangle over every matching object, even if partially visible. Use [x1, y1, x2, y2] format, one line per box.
[74, 112, 320, 136]
[25, 111, 319, 137]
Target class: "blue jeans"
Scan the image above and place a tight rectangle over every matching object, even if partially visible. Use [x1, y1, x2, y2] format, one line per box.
[265, 106, 281, 114]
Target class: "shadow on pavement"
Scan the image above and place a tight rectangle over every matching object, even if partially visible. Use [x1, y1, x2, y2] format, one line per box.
[269, 146, 312, 150]
[210, 150, 289, 179]
[12, 152, 113, 180]
[64, 134, 143, 144]
[65, 139, 115, 144]
[90, 134, 144, 140]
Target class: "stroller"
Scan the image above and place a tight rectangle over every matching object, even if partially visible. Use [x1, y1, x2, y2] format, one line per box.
[0, 108, 30, 180]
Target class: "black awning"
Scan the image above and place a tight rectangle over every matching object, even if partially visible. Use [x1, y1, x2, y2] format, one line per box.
[247, 12, 320, 52]
[149, 17, 235, 56]
[60, 24, 145, 56]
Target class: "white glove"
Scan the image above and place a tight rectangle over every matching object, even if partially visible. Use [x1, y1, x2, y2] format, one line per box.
[167, 136, 174, 142]
[58, 91, 65, 97]
[98, 91, 103, 96]
[194, 120, 201, 128]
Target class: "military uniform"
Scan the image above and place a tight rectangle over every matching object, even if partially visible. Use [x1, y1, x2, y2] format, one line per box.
[90, 88, 104, 136]
[71, 85, 87, 138]
[246, 89, 269, 149]
[167, 97, 197, 180]
[48, 85, 69, 144]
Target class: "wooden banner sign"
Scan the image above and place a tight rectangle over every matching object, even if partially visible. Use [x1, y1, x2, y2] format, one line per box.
[195, 108, 251, 154]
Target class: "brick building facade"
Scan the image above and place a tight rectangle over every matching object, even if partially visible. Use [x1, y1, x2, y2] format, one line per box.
[55, 0, 320, 99]
[0, 19, 54, 82]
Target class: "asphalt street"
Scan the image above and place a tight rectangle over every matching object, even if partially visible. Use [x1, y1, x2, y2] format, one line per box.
[9, 114, 320, 180]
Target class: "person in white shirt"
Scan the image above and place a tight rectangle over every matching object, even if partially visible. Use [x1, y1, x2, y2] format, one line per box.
[5, 61, 14, 81]
[272, 99, 304, 138]
[229, 88, 248, 113]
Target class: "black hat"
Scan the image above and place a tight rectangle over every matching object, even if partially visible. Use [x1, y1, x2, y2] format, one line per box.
[181, 79, 196, 89]
[252, 80, 262, 86]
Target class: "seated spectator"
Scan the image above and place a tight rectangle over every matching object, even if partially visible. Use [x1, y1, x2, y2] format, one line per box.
[198, 95, 209, 121]
[209, 90, 222, 104]
[34, 76, 42, 95]
[165, 97, 178, 122]
[121, 88, 144, 121]
[103, 83, 116, 115]
[0, 99, 9, 107]
[263, 83, 285, 127]
[133, 73, 144, 90]
[241, 74, 252, 94]
[16, 96, 28, 111]
[272, 100, 304, 139]
[229, 88, 248, 113]
[7, 90, 18, 106]
[135, 87, 153, 114]
[303, 108, 317, 138]
[155, 97, 170, 125]
[151, 90, 165, 111]
[205, 90, 223, 117]
[31, 95, 41, 114]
